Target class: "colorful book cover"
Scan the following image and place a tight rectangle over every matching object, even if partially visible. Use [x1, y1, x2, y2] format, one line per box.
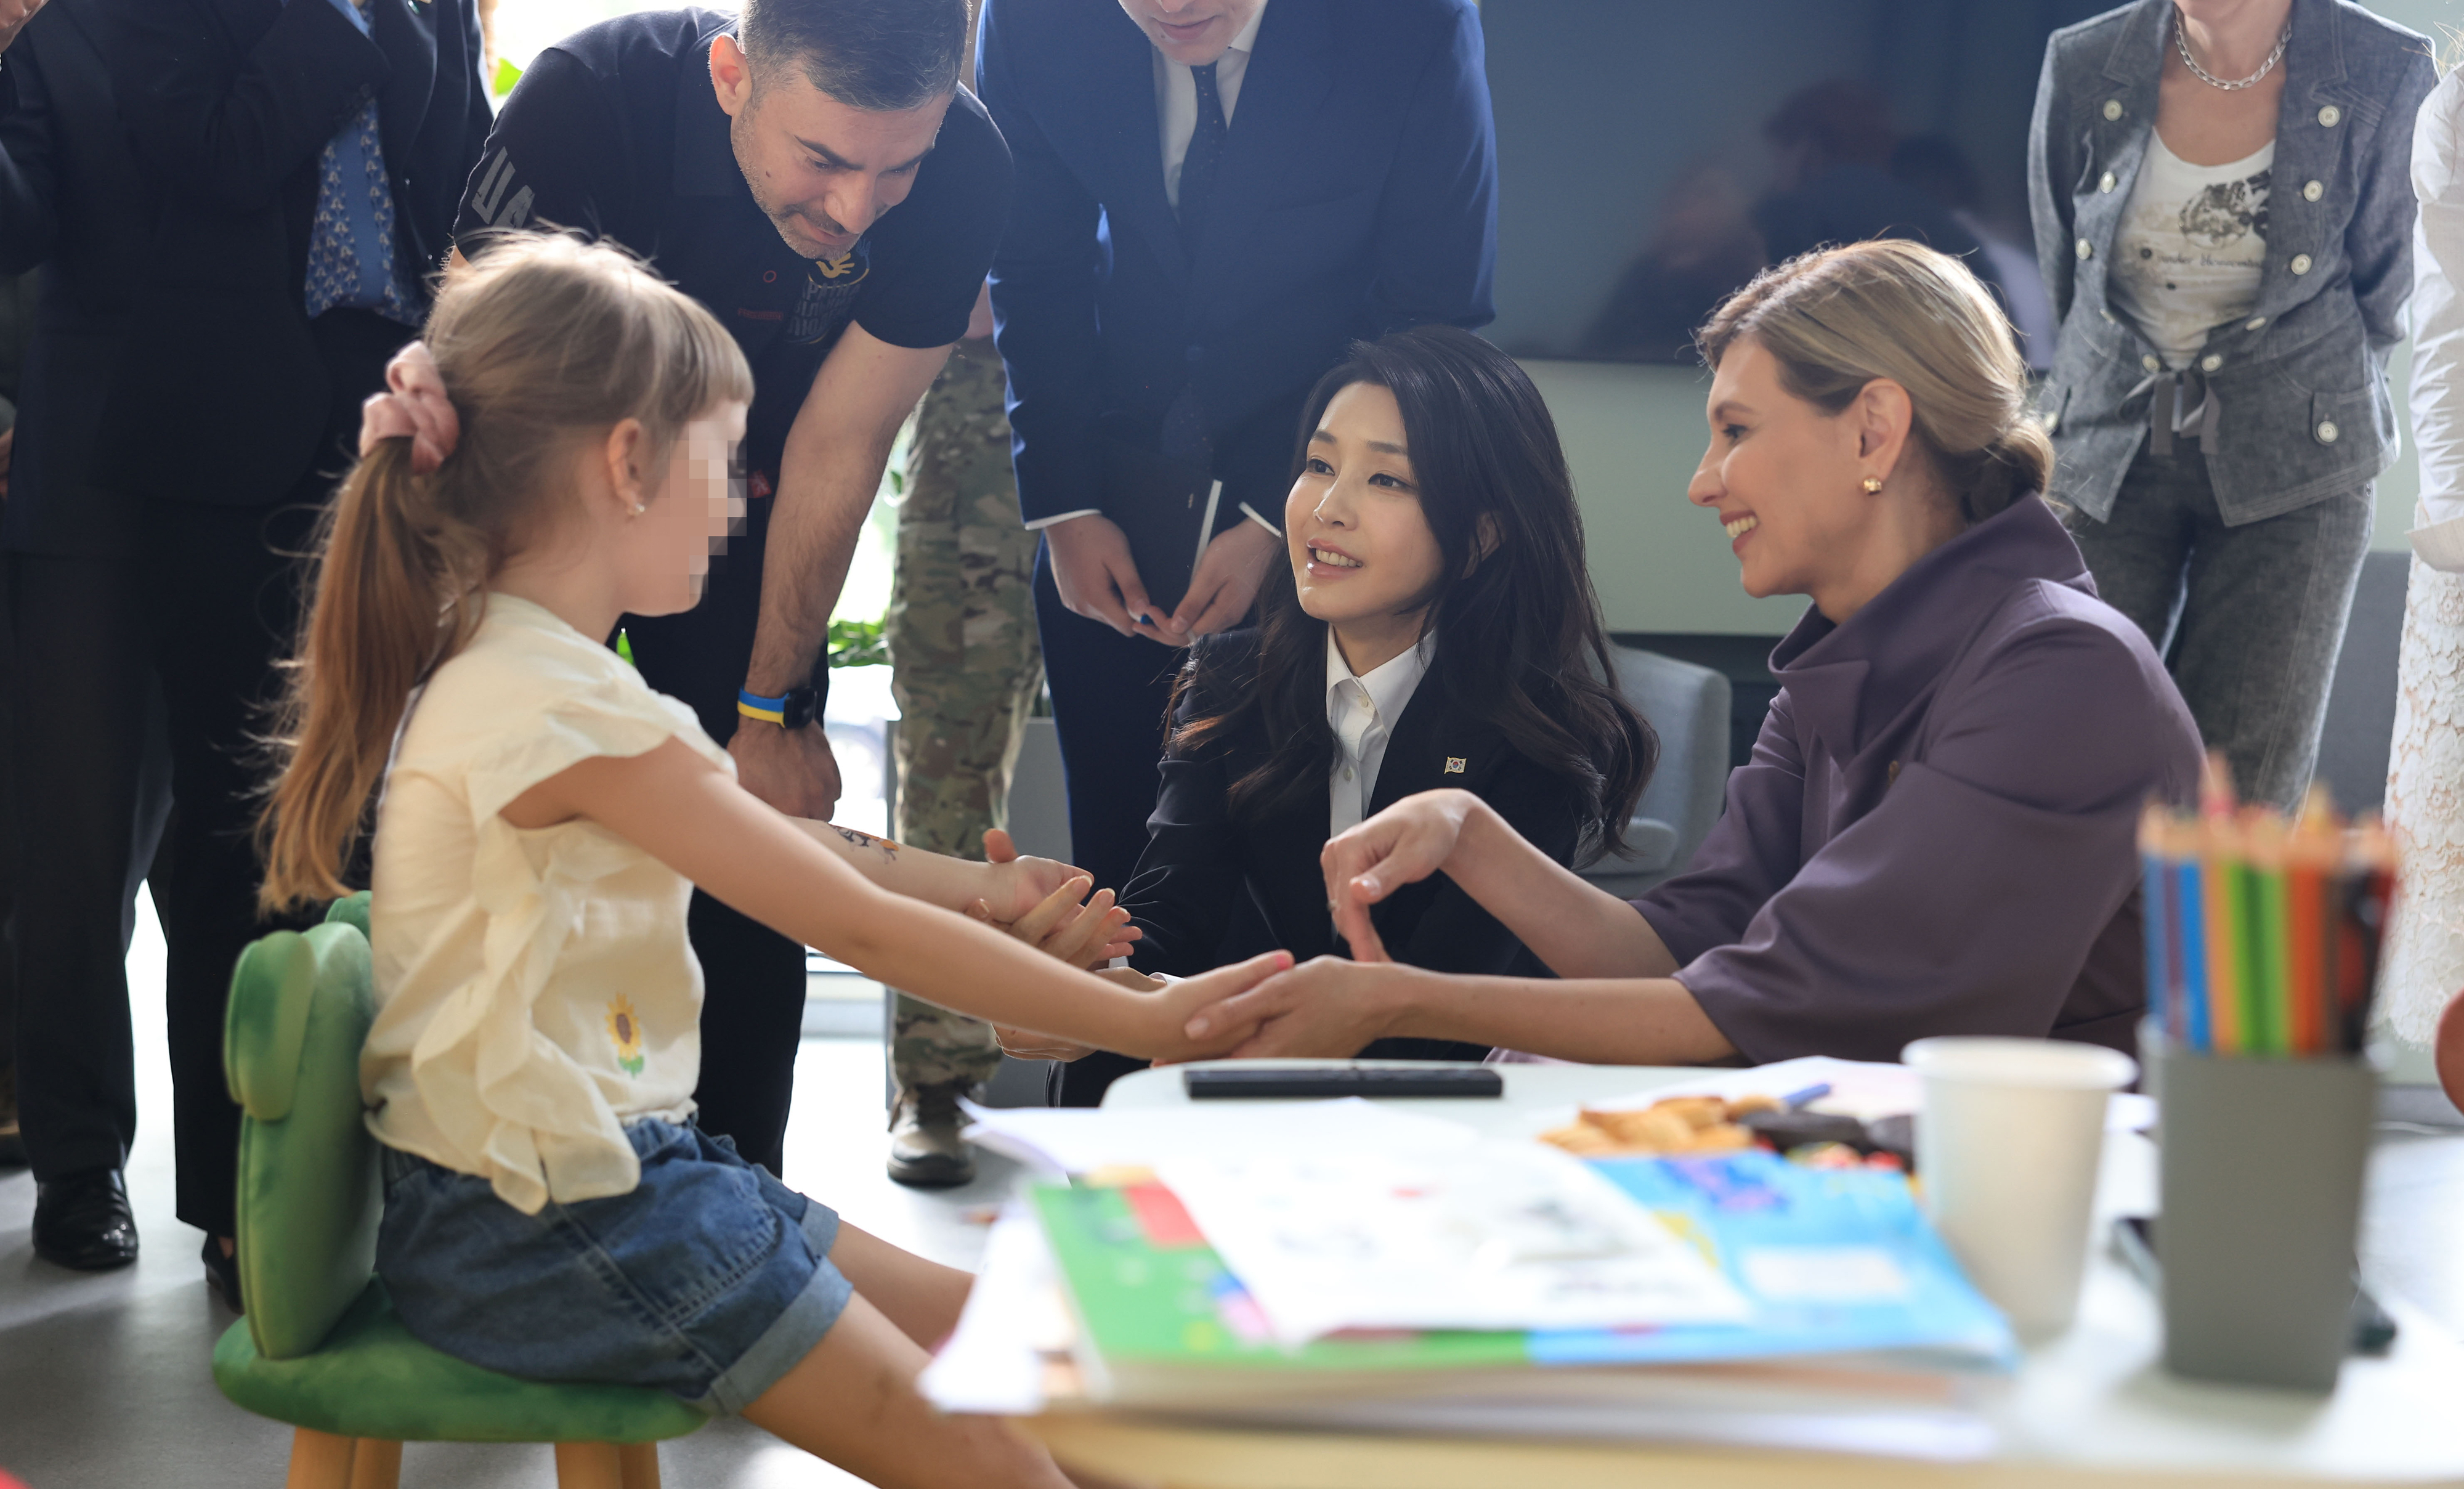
[1532, 1153, 2016, 1369]
[1033, 1151, 2013, 1381]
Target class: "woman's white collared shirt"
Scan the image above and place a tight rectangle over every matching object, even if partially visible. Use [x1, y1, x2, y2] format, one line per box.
[1326, 628, 1433, 837]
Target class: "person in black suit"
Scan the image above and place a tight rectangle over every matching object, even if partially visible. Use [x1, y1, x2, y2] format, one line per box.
[976, 0, 1500, 910]
[0, 0, 176, 1276]
[1005, 327, 1656, 1105]
[93, 0, 489, 1304]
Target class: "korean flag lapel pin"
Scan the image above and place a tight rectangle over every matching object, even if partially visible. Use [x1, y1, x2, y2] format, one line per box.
[1444, 756, 1467, 775]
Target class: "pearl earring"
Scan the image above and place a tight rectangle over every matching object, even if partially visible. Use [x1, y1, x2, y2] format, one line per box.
[1862, 476, 1883, 493]
[630, 501, 647, 516]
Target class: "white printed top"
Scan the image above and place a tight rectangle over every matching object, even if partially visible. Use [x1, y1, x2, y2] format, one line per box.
[2108, 132, 2276, 370]
[363, 593, 730, 1214]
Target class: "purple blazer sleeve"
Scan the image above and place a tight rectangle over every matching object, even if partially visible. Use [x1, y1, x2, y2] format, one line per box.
[1634, 690, 1808, 965]
[1671, 611, 2192, 1064]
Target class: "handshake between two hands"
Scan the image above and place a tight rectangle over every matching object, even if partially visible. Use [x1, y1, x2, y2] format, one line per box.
[965, 790, 1476, 1065]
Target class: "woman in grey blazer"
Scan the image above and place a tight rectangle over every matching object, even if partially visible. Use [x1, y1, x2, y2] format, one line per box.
[2030, 0, 2433, 809]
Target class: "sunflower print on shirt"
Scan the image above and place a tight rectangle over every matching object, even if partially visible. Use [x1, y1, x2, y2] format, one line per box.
[606, 997, 647, 1077]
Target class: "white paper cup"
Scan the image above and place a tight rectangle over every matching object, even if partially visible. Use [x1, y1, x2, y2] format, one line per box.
[1903, 1036, 2137, 1341]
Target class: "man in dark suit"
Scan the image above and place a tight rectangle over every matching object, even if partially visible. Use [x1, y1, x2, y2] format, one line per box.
[977, 0, 1497, 906]
[0, 0, 176, 1277]
[94, 0, 488, 1304]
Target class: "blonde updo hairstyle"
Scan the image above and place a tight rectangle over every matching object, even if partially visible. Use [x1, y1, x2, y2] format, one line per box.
[1694, 238, 2051, 525]
[259, 232, 755, 911]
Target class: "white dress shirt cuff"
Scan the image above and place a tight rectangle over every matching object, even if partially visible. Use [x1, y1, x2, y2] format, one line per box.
[1023, 509, 1103, 532]
[2411, 511, 2464, 573]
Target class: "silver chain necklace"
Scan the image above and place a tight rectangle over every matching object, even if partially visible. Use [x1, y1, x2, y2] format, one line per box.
[2173, 7, 2291, 91]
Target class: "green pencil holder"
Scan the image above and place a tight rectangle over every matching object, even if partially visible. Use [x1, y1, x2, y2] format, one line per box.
[2153, 1034, 2376, 1392]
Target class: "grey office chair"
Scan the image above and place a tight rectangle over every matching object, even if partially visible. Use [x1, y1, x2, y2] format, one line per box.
[1580, 646, 1733, 901]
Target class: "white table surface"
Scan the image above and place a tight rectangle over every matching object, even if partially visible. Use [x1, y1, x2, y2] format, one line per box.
[1078, 1059, 2464, 1485]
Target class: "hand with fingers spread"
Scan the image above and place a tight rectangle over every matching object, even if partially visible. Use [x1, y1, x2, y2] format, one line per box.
[976, 827, 1138, 953]
[1045, 512, 1185, 646]
[1167, 519, 1281, 639]
[1319, 789, 1481, 960]
[966, 874, 1135, 970]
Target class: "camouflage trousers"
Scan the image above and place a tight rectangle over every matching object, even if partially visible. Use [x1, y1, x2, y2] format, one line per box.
[885, 338, 1045, 1096]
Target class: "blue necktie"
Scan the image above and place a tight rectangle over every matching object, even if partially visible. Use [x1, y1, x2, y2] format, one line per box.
[1177, 61, 1229, 259]
[302, 0, 419, 323]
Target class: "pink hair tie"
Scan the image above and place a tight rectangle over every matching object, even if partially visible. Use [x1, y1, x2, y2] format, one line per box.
[357, 341, 461, 474]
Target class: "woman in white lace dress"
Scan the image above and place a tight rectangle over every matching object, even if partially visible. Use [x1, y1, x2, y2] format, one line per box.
[2383, 65, 2464, 1050]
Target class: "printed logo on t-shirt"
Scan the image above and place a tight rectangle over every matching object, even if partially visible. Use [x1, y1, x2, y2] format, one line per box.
[468, 148, 536, 232]
[607, 997, 647, 1076]
[787, 243, 870, 344]
[2108, 138, 2274, 367]
[2178, 171, 2271, 250]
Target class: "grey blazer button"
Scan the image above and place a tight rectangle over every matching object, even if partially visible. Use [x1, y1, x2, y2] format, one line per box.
[2303, 179, 2324, 202]
[2099, 171, 2117, 193]
[2318, 104, 2342, 128]
[2103, 99, 2124, 121]
[2077, 238, 2094, 261]
[2246, 315, 2268, 330]
[2317, 419, 2341, 444]
[2142, 353, 2162, 371]
[2290, 253, 2314, 275]
[2200, 353, 2223, 372]
[2045, 408, 2061, 433]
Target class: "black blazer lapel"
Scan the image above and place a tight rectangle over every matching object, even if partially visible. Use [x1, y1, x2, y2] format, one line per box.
[1077, 5, 1188, 300]
[1189, 0, 1334, 285]
[370, 0, 436, 166]
[1371, 681, 1507, 817]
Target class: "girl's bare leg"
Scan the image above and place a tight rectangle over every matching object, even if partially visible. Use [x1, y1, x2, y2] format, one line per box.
[822, 1220, 973, 1348]
[740, 1291, 1075, 1489]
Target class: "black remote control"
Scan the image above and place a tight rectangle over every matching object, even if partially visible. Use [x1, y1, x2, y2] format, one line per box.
[1183, 1066, 1505, 1100]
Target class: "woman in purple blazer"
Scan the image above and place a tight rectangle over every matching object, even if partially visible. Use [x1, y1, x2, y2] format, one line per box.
[1185, 240, 2205, 1066]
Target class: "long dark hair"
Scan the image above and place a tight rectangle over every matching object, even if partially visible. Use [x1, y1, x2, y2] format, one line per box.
[1170, 325, 1653, 856]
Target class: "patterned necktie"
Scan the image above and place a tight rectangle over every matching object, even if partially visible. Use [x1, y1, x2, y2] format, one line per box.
[303, 0, 418, 324]
[1177, 60, 1229, 259]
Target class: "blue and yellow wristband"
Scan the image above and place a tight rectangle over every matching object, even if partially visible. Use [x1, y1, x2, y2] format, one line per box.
[737, 687, 790, 726]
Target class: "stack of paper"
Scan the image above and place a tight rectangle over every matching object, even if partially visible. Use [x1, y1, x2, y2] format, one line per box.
[926, 1100, 2019, 1459]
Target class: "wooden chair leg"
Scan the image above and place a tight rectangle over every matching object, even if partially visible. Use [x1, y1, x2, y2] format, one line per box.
[552, 1441, 625, 1489]
[283, 1427, 357, 1489]
[346, 1439, 402, 1489]
[615, 1442, 660, 1489]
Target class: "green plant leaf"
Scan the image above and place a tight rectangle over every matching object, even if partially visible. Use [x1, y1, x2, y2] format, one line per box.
[827, 617, 888, 669]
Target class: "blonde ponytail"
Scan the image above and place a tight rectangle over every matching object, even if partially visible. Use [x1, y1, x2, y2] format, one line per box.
[258, 444, 490, 908]
[256, 233, 753, 912]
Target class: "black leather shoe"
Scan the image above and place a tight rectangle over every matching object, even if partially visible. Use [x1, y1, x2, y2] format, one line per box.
[31, 1166, 140, 1271]
[202, 1236, 244, 1313]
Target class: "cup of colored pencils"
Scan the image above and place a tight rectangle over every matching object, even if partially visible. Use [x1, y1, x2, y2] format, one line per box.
[2138, 753, 2391, 1392]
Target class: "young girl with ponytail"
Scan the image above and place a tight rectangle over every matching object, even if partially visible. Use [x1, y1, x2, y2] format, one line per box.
[256, 233, 1286, 1486]
[1183, 240, 2207, 1069]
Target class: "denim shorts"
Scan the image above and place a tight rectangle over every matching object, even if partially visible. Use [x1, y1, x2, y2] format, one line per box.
[376, 1117, 853, 1416]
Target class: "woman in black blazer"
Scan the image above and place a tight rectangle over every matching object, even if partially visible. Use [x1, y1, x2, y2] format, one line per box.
[1024, 325, 1655, 1105]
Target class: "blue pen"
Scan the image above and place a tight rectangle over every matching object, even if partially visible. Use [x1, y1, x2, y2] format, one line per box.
[1780, 1082, 1831, 1110]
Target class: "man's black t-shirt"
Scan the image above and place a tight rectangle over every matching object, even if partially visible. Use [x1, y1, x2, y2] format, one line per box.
[453, 8, 1012, 476]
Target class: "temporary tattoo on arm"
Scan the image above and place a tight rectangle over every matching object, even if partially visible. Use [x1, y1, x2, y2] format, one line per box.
[830, 825, 900, 861]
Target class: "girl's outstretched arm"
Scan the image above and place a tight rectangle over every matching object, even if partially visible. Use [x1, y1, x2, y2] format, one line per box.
[501, 738, 1283, 1060]
[789, 821, 1130, 943]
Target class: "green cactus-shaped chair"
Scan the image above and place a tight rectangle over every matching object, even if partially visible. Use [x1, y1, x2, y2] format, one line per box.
[211, 893, 702, 1487]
